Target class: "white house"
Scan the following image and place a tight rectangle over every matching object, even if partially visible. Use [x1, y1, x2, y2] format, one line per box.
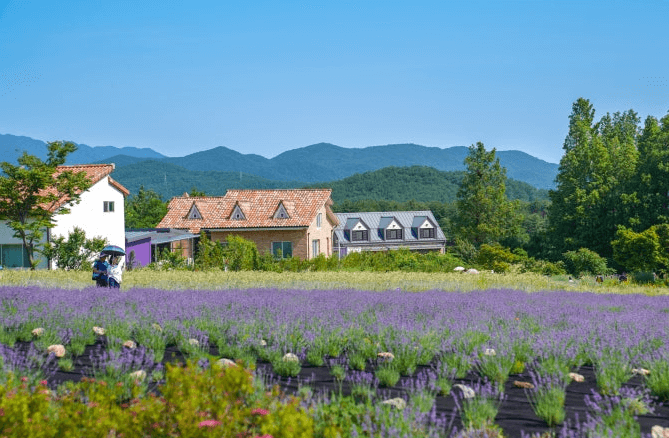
[0, 164, 129, 269]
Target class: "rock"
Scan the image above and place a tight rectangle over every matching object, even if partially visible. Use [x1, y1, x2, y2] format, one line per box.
[259, 339, 267, 347]
[129, 370, 146, 382]
[513, 380, 534, 389]
[215, 358, 237, 368]
[282, 353, 299, 362]
[377, 352, 395, 361]
[381, 397, 406, 410]
[92, 326, 106, 336]
[453, 384, 475, 399]
[32, 327, 44, 337]
[632, 368, 650, 376]
[188, 338, 199, 347]
[568, 372, 584, 382]
[453, 266, 465, 272]
[484, 348, 496, 356]
[652, 426, 669, 438]
[47, 344, 66, 358]
[123, 340, 137, 349]
[466, 268, 479, 274]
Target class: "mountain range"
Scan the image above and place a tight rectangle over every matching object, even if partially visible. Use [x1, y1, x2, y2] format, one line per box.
[0, 133, 559, 191]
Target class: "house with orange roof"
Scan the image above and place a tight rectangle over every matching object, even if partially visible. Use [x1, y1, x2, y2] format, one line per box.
[157, 189, 339, 259]
[0, 164, 129, 268]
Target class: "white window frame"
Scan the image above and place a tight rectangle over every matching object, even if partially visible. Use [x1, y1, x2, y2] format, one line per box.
[103, 201, 115, 213]
[312, 239, 320, 257]
[316, 213, 322, 229]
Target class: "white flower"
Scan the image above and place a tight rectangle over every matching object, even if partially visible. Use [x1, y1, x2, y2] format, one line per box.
[47, 344, 66, 358]
[259, 339, 267, 347]
[484, 348, 496, 356]
[92, 326, 106, 336]
[188, 338, 199, 347]
[32, 327, 45, 337]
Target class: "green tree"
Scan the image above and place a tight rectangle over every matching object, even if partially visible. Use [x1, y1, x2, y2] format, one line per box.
[125, 186, 168, 228]
[454, 142, 523, 246]
[629, 113, 669, 230]
[0, 141, 91, 269]
[548, 98, 641, 258]
[611, 226, 660, 273]
[41, 227, 107, 270]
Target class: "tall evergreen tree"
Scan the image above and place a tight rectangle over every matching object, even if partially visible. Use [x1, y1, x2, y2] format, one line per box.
[630, 113, 669, 230]
[454, 142, 523, 246]
[548, 98, 640, 259]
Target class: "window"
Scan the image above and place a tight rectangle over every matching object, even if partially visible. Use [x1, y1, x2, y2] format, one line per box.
[419, 228, 435, 238]
[272, 241, 293, 258]
[386, 229, 402, 240]
[103, 201, 115, 212]
[351, 230, 368, 241]
[316, 213, 322, 228]
[312, 239, 320, 257]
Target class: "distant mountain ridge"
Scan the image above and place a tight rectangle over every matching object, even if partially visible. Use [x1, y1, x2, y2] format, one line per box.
[111, 161, 548, 204]
[0, 133, 558, 189]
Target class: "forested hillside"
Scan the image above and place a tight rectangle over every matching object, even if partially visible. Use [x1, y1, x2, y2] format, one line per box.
[309, 166, 548, 204]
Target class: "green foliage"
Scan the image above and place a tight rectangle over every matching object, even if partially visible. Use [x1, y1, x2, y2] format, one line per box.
[611, 226, 660, 272]
[223, 235, 260, 271]
[562, 247, 611, 276]
[155, 247, 189, 270]
[0, 361, 314, 437]
[124, 185, 168, 228]
[40, 227, 107, 270]
[0, 141, 91, 269]
[455, 142, 525, 246]
[194, 232, 227, 269]
[375, 364, 400, 387]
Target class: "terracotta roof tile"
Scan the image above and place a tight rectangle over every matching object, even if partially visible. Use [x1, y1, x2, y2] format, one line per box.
[157, 189, 336, 233]
[41, 164, 129, 211]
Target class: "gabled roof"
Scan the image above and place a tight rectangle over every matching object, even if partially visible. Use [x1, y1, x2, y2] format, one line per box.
[334, 211, 446, 245]
[43, 164, 129, 211]
[157, 189, 337, 233]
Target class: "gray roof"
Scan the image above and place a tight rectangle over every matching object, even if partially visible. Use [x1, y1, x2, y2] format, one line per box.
[126, 228, 198, 245]
[334, 211, 446, 245]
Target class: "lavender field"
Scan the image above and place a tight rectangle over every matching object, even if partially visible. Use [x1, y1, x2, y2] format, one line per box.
[2, 285, 669, 437]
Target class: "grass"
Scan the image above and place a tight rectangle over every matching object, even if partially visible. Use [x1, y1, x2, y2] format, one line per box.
[2, 269, 668, 294]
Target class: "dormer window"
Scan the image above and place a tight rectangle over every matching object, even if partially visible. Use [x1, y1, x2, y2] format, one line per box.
[386, 229, 402, 240]
[352, 230, 368, 241]
[412, 216, 435, 239]
[230, 204, 246, 220]
[379, 217, 402, 240]
[273, 202, 290, 219]
[187, 203, 202, 220]
[419, 228, 435, 238]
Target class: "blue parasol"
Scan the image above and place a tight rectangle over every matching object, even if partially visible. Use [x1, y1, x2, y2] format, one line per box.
[101, 245, 126, 256]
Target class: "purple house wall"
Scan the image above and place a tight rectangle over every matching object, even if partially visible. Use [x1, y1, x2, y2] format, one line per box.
[125, 236, 151, 268]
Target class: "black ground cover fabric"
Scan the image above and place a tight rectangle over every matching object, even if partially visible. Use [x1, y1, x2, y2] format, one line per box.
[18, 340, 669, 437]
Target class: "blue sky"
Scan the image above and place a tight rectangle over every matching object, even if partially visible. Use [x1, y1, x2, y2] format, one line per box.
[1, 1, 667, 164]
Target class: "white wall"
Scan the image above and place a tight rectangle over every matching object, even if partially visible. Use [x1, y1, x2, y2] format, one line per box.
[51, 177, 126, 265]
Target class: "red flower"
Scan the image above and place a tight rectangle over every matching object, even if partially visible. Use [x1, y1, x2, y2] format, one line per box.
[251, 408, 269, 416]
[198, 420, 222, 428]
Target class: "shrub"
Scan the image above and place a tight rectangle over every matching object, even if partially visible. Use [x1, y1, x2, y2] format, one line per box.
[562, 248, 611, 277]
[223, 235, 260, 271]
[40, 227, 107, 270]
